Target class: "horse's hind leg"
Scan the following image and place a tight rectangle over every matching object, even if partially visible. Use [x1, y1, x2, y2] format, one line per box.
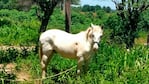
[41, 43, 53, 79]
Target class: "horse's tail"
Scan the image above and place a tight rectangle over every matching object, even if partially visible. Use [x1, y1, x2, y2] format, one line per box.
[39, 43, 43, 61]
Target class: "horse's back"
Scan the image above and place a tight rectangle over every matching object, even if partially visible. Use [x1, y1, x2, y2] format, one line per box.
[40, 29, 69, 43]
[39, 29, 78, 49]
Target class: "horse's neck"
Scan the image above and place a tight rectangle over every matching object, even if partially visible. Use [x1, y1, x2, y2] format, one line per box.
[74, 30, 94, 52]
[81, 31, 94, 47]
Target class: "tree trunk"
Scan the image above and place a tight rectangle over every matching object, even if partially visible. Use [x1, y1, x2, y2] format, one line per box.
[39, 10, 50, 33]
[38, 0, 60, 33]
[65, 0, 71, 32]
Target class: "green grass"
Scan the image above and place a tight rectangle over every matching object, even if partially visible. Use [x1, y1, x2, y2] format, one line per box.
[0, 9, 39, 45]
[1, 43, 148, 83]
[0, 8, 149, 84]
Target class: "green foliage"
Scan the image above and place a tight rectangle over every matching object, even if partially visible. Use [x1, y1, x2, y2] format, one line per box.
[29, 43, 148, 84]
[105, 13, 125, 44]
[48, 9, 65, 30]
[0, 0, 17, 9]
[0, 47, 35, 83]
[1, 44, 148, 83]
[0, 9, 39, 45]
[105, 11, 149, 46]
[0, 7, 108, 45]
[0, 17, 12, 26]
[81, 5, 112, 13]
[0, 70, 16, 84]
[0, 4, 149, 84]
[81, 5, 99, 12]
[0, 47, 34, 63]
[138, 9, 149, 31]
[113, 0, 149, 48]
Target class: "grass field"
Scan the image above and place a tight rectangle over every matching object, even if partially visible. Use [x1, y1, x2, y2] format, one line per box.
[0, 9, 149, 84]
[0, 42, 148, 84]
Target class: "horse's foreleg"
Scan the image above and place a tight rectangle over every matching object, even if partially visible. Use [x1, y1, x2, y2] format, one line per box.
[84, 55, 90, 72]
[77, 56, 84, 74]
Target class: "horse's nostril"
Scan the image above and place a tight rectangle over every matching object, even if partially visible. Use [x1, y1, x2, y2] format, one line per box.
[93, 47, 98, 51]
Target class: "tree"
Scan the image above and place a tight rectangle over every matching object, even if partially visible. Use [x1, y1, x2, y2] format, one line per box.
[103, 6, 111, 13]
[36, 0, 80, 33]
[65, 0, 71, 32]
[35, 0, 61, 33]
[112, 0, 149, 49]
[81, 5, 102, 12]
[34, 0, 61, 52]
[81, 5, 90, 12]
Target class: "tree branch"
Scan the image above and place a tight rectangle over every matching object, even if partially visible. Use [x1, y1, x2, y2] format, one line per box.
[139, 2, 149, 12]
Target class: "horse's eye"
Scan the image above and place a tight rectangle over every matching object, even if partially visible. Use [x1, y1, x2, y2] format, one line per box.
[92, 34, 94, 37]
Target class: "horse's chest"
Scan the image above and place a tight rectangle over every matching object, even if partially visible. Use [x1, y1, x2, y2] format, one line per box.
[74, 42, 92, 57]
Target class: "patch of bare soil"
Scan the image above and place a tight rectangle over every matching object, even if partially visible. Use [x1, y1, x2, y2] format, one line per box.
[16, 71, 31, 81]
[0, 63, 31, 81]
[0, 63, 16, 74]
[0, 46, 36, 82]
[135, 37, 147, 45]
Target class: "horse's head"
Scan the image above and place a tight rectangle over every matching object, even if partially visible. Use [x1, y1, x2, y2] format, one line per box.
[87, 23, 103, 51]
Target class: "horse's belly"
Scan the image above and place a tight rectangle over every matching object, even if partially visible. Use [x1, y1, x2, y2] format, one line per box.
[57, 51, 77, 59]
[55, 47, 77, 59]
[53, 40, 78, 59]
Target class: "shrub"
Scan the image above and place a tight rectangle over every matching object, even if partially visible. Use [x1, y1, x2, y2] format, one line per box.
[0, 70, 16, 84]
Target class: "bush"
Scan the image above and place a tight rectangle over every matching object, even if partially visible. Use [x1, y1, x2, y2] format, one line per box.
[0, 17, 12, 26]
[0, 9, 39, 45]
[0, 47, 34, 63]
[0, 70, 16, 84]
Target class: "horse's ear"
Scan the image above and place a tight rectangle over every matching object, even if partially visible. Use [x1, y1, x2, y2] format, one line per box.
[86, 28, 92, 40]
[90, 23, 94, 28]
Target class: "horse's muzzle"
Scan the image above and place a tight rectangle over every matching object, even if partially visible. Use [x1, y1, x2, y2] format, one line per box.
[93, 43, 99, 51]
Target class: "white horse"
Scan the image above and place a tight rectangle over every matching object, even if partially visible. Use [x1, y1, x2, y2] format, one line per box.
[39, 24, 103, 78]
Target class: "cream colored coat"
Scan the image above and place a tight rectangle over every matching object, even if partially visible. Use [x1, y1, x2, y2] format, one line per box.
[39, 24, 103, 78]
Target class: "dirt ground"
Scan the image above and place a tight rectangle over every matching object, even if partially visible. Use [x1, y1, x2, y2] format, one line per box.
[0, 63, 31, 81]
[0, 45, 37, 82]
